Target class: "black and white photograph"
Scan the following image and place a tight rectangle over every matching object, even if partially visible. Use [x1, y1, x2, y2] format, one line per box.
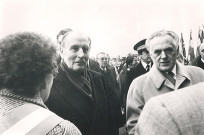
[1, 0, 204, 135]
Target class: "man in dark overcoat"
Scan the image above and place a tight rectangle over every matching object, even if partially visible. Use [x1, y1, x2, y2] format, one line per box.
[46, 29, 117, 135]
[96, 52, 123, 129]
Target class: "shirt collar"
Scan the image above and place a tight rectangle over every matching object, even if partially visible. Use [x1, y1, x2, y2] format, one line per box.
[149, 62, 190, 90]
[100, 66, 107, 71]
[201, 58, 204, 63]
[166, 64, 176, 76]
[141, 60, 148, 69]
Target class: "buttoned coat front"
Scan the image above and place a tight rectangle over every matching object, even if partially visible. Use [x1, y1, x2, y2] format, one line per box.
[126, 62, 204, 135]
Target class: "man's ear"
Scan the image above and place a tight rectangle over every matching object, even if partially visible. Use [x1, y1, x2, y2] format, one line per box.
[60, 46, 63, 53]
[176, 46, 179, 56]
[59, 47, 64, 58]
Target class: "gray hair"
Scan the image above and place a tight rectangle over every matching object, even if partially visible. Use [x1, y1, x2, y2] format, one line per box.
[96, 52, 107, 59]
[60, 30, 91, 48]
[146, 30, 179, 51]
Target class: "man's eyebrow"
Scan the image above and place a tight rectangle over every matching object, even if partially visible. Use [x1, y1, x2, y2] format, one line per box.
[164, 47, 173, 50]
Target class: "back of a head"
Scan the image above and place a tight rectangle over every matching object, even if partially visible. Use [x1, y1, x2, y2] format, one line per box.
[126, 54, 134, 67]
[0, 32, 58, 97]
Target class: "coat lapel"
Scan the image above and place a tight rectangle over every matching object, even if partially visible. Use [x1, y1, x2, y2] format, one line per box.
[175, 62, 191, 90]
[149, 62, 191, 91]
[149, 65, 166, 89]
[164, 79, 175, 90]
[175, 75, 186, 90]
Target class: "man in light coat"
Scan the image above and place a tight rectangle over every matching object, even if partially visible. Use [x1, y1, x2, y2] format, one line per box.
[126, 30, 204, 135]
[135, 82, 204, 135]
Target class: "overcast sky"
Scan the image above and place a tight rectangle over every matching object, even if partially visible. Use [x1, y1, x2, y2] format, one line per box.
[1, 0, 204, 57]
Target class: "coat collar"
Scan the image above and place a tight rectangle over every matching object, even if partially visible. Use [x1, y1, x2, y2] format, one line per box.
[149, 62, 191, 90]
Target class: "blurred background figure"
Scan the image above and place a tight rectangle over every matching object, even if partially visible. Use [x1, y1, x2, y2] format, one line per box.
[191, 43, 204, 70]
[118, 54, 139, 122]
[87, 57, 101, 72]
[0, 32, 81, 135]
[46, 29, 118, 135]
[96, 52, 123, 129]
[118, 57, 127, 74]
[110, 57, 121, 81]
[127, 39, 153, 89]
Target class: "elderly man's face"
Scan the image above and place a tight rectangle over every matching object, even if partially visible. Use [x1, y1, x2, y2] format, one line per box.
[61, 32, 90, 74]
[150, 35, 177, 72]
[97, 54, 108, 68]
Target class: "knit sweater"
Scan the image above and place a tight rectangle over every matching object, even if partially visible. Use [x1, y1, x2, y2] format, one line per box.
[0, 89, 82, 135]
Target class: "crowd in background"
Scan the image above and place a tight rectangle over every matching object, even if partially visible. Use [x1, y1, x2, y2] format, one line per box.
[1, 28, 204, 135]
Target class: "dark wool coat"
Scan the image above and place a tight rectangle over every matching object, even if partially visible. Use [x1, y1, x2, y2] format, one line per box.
[127, 62, 147, 88]
[45, 65, 117, 135]
[99, 66, 123, 128]
[191, 55, 204, 70]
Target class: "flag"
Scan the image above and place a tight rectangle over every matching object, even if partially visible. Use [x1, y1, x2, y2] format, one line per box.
[201, 24, 204, 42]
[177, 33, 186, 64]
[196, 27, 202, 57]
[180, 33, 186, 58]
[196, 26, 204, 57]
[180, 33, 188, 64]
[188, 30, 195, 63]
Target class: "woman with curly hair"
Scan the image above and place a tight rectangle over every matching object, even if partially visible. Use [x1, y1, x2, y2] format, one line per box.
[0, 32, 81, 135]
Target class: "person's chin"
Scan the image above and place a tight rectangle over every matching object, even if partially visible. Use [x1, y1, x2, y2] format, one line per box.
[159, 66, 173, 72]
[73, 67, 85, 74]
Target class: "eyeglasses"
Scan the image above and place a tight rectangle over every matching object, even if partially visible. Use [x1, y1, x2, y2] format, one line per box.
[99, 58, 108, 61]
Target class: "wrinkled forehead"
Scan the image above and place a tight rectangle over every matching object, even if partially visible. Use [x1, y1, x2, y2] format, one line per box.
[62, 31, 91, 47]
[98, 53, 108, 58]
[149, 35, 177, 48]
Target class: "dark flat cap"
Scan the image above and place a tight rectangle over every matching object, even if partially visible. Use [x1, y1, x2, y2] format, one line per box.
[133, 39, 146, 51]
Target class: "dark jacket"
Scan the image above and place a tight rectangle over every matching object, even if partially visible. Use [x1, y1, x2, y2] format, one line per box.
[191, 55, 204, 70]
[45, 65, 117, 135]
[127, 62, 147, 87]
[88, 59, 101, 72]
[124, 61, 151, 114]
[119, 67, 129, 108]
[99, 66, 123, 128]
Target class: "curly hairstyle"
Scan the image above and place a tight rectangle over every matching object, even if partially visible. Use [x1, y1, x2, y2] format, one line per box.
[0, 32, 58, 97]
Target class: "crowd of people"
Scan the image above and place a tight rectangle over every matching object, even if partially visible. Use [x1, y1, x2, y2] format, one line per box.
[1, 29, 204, 135]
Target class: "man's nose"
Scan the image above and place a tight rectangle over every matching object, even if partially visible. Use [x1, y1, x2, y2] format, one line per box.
[77, 48, 85, 57]
[160, 51, 167, 59]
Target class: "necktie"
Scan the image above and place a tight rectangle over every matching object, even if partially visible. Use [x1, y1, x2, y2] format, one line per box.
[146, 65, 150, 72]
[165, 71, 176, 86]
